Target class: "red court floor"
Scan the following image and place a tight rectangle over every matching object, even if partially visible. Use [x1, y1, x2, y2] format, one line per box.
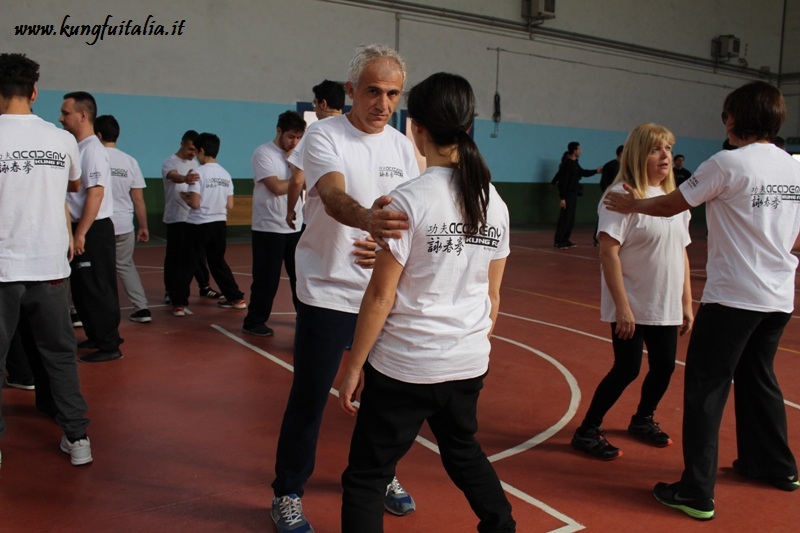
[1, 228, 798, 532]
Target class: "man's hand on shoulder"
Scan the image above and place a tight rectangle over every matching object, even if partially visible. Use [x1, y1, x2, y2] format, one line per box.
[365, 195, 409, 250]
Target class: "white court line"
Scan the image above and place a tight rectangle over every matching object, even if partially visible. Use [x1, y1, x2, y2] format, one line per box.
[500, 312, 800, 411]
[210, 324, 585, 533]
[487, 335, 581, 462]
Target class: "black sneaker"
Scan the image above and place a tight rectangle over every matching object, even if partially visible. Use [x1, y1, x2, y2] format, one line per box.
[4, 377, 35, 391]
[564, 241, 577, 248]
[164, 292, 172, 305]
[628, 415, 672, 447]
[129, 309, 152, 323]
[242, 324, 275, 337]
[71, 312, 83, 328]
[200, 287, 224, 300]
[732, 459, 800, 492]
[653, 482, 714, 520]
[571, 426, 621, 460]
[78, 349, 123, 363]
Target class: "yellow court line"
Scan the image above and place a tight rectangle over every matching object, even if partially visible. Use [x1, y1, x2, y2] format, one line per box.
[506, 286, 600, 310]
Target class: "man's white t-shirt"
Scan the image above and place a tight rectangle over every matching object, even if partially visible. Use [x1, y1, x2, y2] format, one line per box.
[0, 115, 81, 281]
[680, 143, 800, 313]
[251, 140, 303, 233]
[186, 162, 234, 225]
[108, 147, 146, 235]
[67, 135, 113, 222]
[162, 154, 198, 224]
[368, 167, 511, 384]
[598, 184, 691, 324]
[296, 114, 420, 313]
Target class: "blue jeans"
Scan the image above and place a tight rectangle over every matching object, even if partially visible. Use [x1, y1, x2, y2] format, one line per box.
[272, 302, 358, 497]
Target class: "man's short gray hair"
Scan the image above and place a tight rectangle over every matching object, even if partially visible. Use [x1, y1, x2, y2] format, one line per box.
[348, 43, 407, 88]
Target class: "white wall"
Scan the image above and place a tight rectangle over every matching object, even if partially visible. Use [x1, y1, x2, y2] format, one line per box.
[3, 0, 798, 179]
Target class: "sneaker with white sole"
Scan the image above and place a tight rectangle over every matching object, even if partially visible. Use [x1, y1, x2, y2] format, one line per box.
[200, 287, 225, 299]
[129, 309, 152, 323]
[218, 299, 247, 309]
[385, 476, 416, 516]
[172, 306, 186, 317]
[271, 493, 313, 533]
[60, 435, 93, 466]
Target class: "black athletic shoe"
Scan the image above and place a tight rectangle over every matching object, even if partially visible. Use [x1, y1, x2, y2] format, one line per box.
[571, 426, 621, 460]
[242, 324, 275, 337]
[653, 482, 714, 520]
[200, 287, 224, 300]
[78, 349, 123, 363]
[628, 415, 672, 447]
[129, 309, 152, 323]
[732, 459, 800, 492]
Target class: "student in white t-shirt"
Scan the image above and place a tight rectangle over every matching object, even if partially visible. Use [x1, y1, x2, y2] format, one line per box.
[0, 53, 92, 466]
[95, 115, 152, 324]
[606, 81, 800, 520]
[242, 111, 305, 337]
[337, 72, 515, 533]
[571, 124, 692, 461]
[173, 133, 245, 315]
[161, 130, 220, 304]
[285, 79, 346, 230]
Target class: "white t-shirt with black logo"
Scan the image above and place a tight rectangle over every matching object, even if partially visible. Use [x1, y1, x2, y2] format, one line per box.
[251, 140, 302, 233]
[0, 114, 81, 281]
[680, 143, 800, 313]
[68, 135, 113, 222]
[598, 184, 691, 324]
[108, 147, 146, 235]
[186, 162, 234, 225]
[368, 166, 511, 384]
[161, 154, 197, 224]
[295, 114, 420, 313]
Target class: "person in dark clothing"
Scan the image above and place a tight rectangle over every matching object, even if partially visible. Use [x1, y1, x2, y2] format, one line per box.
[673, 154, 692, 185]
[594, 145, 624, 246]
[553, 141, 601, 249]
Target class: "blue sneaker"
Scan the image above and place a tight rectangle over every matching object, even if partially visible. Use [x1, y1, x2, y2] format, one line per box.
[384, 476, 416, 516]
[271, 494, 313, 532]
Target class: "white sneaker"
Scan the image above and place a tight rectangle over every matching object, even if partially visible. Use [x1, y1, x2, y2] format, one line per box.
[60, 435, 93, 466]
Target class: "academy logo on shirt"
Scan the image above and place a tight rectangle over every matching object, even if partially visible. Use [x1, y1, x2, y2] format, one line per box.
[426, 222, 503, 255]
[111, 167, 129, 178]
[378, 166, 404, 179]
[751, 183, 800, 208]
[1, 150, 68, 173]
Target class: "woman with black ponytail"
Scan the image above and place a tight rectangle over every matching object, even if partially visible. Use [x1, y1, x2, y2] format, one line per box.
[337, 72, 515, 532]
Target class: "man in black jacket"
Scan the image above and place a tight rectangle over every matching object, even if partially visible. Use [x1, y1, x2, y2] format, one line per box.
[553, 141, 601, 249]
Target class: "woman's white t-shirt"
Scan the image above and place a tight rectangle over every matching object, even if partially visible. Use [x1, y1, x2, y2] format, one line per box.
[679, 143, 800, 313]
[598, 184, 691, 325]
[368, 166, 511, 384]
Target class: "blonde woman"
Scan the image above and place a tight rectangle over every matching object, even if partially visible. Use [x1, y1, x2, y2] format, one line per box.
[571, 123, 693, 460]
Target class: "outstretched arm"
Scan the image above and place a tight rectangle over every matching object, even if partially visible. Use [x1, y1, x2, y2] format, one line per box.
[604, 184, 691, 217]
[316, 171, 409, 249]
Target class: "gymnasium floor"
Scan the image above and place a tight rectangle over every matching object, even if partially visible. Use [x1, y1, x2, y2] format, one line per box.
[1, 228, 798, 532]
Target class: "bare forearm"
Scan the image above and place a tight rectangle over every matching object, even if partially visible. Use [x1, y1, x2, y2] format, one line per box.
[322, 187, 369, 230]
[75, 189, 103, 238]
[132, 194, 148, 231]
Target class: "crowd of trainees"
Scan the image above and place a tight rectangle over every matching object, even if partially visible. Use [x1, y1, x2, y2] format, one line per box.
[3, 44, 800, 533]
